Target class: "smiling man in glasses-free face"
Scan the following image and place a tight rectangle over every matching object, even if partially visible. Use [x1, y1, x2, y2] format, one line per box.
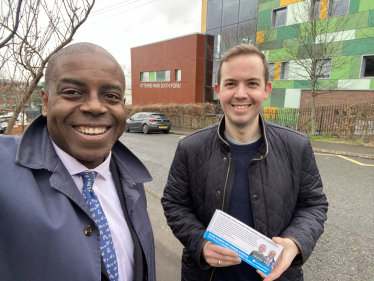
[0, 43, 155, 281]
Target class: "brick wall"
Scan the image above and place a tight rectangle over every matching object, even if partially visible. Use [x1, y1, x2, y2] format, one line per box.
[300, 90, 374, 108]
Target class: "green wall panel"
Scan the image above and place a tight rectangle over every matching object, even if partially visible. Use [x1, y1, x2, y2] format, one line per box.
[370, 79, 374, 89]
[355, 27, 374, 39]
[258, 40, 284, 51]
[316, 18, 337, 34]
[343, 38, 374, 56]
[294, 80, 312, 89]
[277, 24, 300, 40]
[272, 80, 294, 88]
[283, 37, 302, 48]
[258, 10, 272, 31]
[335, 12, 369, 32]
[270, 88, 286, 107]
[259, 0, 280, 12]
[359, 0, 374, 12]
[316, 79, 339, 89]
[331, 56, 351, 79]
[369, 10, 374, 27]
[265, 28, 278, 42]
[268, 47, 298, 61]
[350, 55, 362, 79]
[349, 0, 360, 14]
[263, 97, 272, 107]
[325, 41, 344, 57]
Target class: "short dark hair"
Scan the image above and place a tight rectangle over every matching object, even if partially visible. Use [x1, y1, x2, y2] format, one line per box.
[44, 42, 125, 91]
[216, 44, 269, 87]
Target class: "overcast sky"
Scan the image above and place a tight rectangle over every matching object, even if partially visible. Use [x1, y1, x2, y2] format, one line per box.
[73, 0, 202, 67]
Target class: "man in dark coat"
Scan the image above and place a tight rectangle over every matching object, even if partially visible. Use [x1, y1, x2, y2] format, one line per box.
[0, 43, 155, 281]
[161, 44, 328, 281]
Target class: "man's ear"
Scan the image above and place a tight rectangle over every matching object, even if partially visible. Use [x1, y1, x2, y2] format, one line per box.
[214, 83, 220, 100]
[41, 89, 49, 117]
[263, 82, 272, 100]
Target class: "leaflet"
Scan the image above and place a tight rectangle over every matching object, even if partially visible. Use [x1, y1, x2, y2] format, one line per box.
[203, 210, 283, 275]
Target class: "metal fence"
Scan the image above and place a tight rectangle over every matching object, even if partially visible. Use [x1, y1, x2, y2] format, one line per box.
[262, 104, 374, 140]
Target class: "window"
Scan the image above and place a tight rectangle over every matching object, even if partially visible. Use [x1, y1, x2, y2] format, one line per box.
[316, 59, 332, 79]
[328, 0, 349, 17]
[222, 0, 239, 27]
[272, 7, 287, 28]
[239, 0, 258, 22]
[207, 0, 223, 30]
[12, 94, 19, 99]
[268, 63, 275, 80]
[361, 55, 374, 78]
[141, 71, 170, 82]
[141, 72, 149, 82]
[175, 69, 181, 81]
[156, 70, 170, 82]
[2, 103, 10, 108]
[310, 0, 321, 20]
[280, 61, 290, 80]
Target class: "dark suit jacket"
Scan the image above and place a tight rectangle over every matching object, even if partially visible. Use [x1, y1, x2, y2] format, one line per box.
[0, 115, 156, 281]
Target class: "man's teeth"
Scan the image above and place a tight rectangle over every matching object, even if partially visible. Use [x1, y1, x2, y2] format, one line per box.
[234, 105, 249, 109]
[75, 127, 107, 134]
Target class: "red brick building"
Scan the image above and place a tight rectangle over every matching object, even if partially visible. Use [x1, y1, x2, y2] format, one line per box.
[131, 33, 210, 106]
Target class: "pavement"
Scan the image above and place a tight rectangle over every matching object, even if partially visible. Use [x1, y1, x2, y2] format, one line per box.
[146, 127, 374, 281]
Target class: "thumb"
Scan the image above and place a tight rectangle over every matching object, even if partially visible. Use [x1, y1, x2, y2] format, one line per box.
[272, 237, 283, 245]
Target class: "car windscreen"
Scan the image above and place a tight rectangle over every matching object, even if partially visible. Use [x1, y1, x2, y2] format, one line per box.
[150, 114, 168, 120]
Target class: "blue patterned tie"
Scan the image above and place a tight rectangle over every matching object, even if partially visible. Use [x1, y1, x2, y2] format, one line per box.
[79, 172, 119, 281]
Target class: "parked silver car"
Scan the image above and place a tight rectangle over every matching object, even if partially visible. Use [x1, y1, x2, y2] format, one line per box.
[125, 112, 171, 134]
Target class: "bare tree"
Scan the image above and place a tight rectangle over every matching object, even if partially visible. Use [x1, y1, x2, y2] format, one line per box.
[278, 0, 359, 135]
[0, 0, 23, 48]
[121, 64, 131, 89]
[1, 0, 95, 135]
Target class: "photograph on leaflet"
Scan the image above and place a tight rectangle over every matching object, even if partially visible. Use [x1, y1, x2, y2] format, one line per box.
[203, 210, 283, 275]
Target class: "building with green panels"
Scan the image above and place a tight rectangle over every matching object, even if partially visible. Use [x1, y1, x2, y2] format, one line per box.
[203, 0, 374, 108]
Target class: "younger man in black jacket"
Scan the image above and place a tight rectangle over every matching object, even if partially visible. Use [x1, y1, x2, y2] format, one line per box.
[162, 45, 328, 281]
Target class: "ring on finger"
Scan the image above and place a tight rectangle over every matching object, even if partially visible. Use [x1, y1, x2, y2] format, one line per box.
[217, 259, 221, 266]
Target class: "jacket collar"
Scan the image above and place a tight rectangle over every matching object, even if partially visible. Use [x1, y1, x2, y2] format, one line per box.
[216, 114, 269, 160]
[16, 115, 152, 184]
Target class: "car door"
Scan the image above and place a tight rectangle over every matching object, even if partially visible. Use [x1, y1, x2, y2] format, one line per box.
[127, 113, 140, 130]
[136, 114, 148, 130]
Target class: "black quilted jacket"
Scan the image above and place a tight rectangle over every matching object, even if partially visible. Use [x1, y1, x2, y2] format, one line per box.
[161, 115, 328, 281]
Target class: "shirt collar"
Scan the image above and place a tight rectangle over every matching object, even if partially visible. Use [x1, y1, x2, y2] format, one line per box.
[51, 139, 111, 181]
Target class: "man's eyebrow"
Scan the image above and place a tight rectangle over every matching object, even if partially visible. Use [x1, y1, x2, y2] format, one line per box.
[101, 84, 123, 92]
[59, 78, 86, 87]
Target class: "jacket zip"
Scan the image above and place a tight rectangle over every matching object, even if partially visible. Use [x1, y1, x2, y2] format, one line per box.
[209, 154, 231, 281]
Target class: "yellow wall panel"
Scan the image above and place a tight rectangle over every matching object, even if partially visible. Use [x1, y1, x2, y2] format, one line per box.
[201, 0, 209, 33]
[256, 31, 264, 44]
[319, 0, 328, 20]
[274, 61, 281, 81]
[280, 0, 302, 6]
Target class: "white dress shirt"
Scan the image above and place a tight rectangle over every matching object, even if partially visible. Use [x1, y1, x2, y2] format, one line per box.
[52, 141, 134, 281]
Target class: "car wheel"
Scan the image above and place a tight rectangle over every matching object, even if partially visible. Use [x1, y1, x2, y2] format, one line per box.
[162, 130, 169, 134]
[125, 125, 130, 132]
[142, 124, 150, 134]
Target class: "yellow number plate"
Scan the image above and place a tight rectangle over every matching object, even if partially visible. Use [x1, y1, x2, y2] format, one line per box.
[159, 126, 167, 129]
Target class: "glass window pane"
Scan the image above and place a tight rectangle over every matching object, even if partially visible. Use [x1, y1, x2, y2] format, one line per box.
[363, 56, 374, 77]
[269, 63, 275, 80]
[238, 20, 256, 45]
[310, 0, 321, 20]
[207, 0, 223, 30]
[273, 7, 287, 27]
[156, 71, 165, 81]
[222, 0, 239, 27]
[221, 24, 238, 55]
[316, 59, 332, 78]
[280, 61, 289, 80]
[165, 70, 170, 81]
[239, 0, 258, 22]
[207, 28, 222, 59]
[141, 72, 149, 82]
[328, 0, 349, 17]
[175, 69, 181, 81]
[213, 58, 220, 85]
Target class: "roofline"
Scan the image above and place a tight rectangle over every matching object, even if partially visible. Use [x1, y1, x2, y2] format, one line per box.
[131, 32, 206, 49]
